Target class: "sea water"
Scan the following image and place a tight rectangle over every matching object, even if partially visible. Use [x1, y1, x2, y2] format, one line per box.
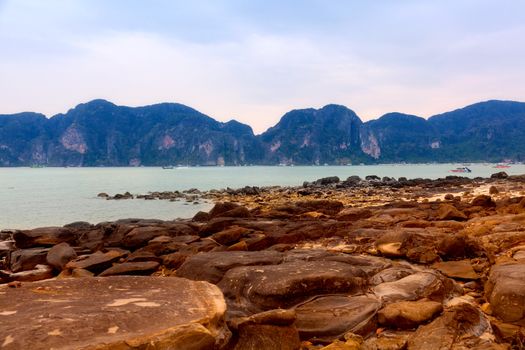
[1, 164, 523, 229]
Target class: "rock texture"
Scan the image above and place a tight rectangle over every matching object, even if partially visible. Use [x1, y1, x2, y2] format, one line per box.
[0, 277, 228, 350]
[3, 174, 525, 348]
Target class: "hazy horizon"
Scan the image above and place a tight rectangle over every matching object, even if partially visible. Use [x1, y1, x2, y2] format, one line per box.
[1, 0, 524, 133]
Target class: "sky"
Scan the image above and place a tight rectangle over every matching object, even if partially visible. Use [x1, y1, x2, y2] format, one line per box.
[0, 0, 524, 133]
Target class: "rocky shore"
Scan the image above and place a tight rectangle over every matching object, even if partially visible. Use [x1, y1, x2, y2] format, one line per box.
[2, 172, 525, 349]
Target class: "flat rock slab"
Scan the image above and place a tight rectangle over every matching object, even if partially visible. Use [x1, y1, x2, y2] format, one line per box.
[432, 260, 479, 280]
[0, 276, 227, 350]
[294, 294, 380, 341]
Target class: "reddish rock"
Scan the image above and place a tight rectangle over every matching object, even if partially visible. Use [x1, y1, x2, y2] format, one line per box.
[176, 251, 284, 284]
[9, 248, 49, 272]
[0, 277, 229, 350]
[218, 261, 367, 313]
[485, 262, 525, 324]
[99, 261, 160, 276]
[378, 300, 443, 329]
[13, 227, 77, 249]
[65, 250, 128, 273]
[295, 295, 380, 341]
[46, 243, 77, 271]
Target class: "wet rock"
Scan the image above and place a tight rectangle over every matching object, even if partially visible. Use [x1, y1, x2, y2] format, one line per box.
[432, 260, 479, 280]
[46, 243, 77, 271]
[13, 227, 77, 249]
[377, 300, 443, 329]
[0, 276, 229, 349]
[294, 295, 380, 341]
[219, 261, 366, 313]
[176, 251, 284, 284]
[485, 262, 525, 324]
[65, 250, 128, 274]
[8, 248, 50, 272]
[372, 272, 452, 303]
[407, 303, 494, 350]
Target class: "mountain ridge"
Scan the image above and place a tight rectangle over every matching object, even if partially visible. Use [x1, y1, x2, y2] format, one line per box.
[1, 99, 524, 166]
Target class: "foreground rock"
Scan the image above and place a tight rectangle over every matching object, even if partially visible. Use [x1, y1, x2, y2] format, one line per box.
[0, 276, 228, 350]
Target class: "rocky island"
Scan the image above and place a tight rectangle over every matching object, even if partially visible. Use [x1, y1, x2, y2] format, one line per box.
[1, 172, 525, 349]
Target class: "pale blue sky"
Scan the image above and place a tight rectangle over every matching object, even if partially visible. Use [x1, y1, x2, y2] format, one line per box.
[1, 0, 524, 132]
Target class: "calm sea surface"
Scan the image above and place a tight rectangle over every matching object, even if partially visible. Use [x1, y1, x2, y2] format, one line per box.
[1, 164, 524, 230]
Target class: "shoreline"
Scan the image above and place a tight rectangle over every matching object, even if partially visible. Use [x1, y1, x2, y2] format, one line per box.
[2, 171, 525, 348]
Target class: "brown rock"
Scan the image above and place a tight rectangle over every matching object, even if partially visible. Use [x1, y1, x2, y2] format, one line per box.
[407, 303, 494, 350]
[219, 261, 366, 313]
[295, 200, 344, 215]
[489, 186, 500, 195]
[209, 202, 241, 218]
[372, 272, 452, 303]
[485, 262, 525, 324]
[294, 295, 380, 341]
[212, 226, 251, 245]
[230, 309, 300, 350]
[12, 227, 77, 249]
[8, 264, 53, 282]
[65, 250, 127, 273]
[432, 260, 479, 280]
[377, 300, 443, 329]
[176, 250, 284, 284]
[0, 276, 229, 350]
[162, 252, 191, 269]
[99, 261, 160, 276]
[436, 204, 467, 221]
[46, 243, 77, 271]
[471, 194, 496, 207]
[9, 248, 49, 272]
[122, 226, 169, 249]
[336, 208, 373, 221]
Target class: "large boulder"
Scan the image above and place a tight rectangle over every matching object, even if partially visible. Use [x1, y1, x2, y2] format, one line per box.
[46, 243, 77, 271]
[9, 248, 50, 272]
[13, 227, 77, 249]
[0, 276, 229, 350]
[176, 251, 284, 284]
[218, 261, 367, 314]
[485, 262, 525, 324]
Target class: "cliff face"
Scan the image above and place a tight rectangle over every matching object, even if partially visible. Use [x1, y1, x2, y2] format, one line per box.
[260, 104, 365, 165]
[1, 99, 524, 166]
